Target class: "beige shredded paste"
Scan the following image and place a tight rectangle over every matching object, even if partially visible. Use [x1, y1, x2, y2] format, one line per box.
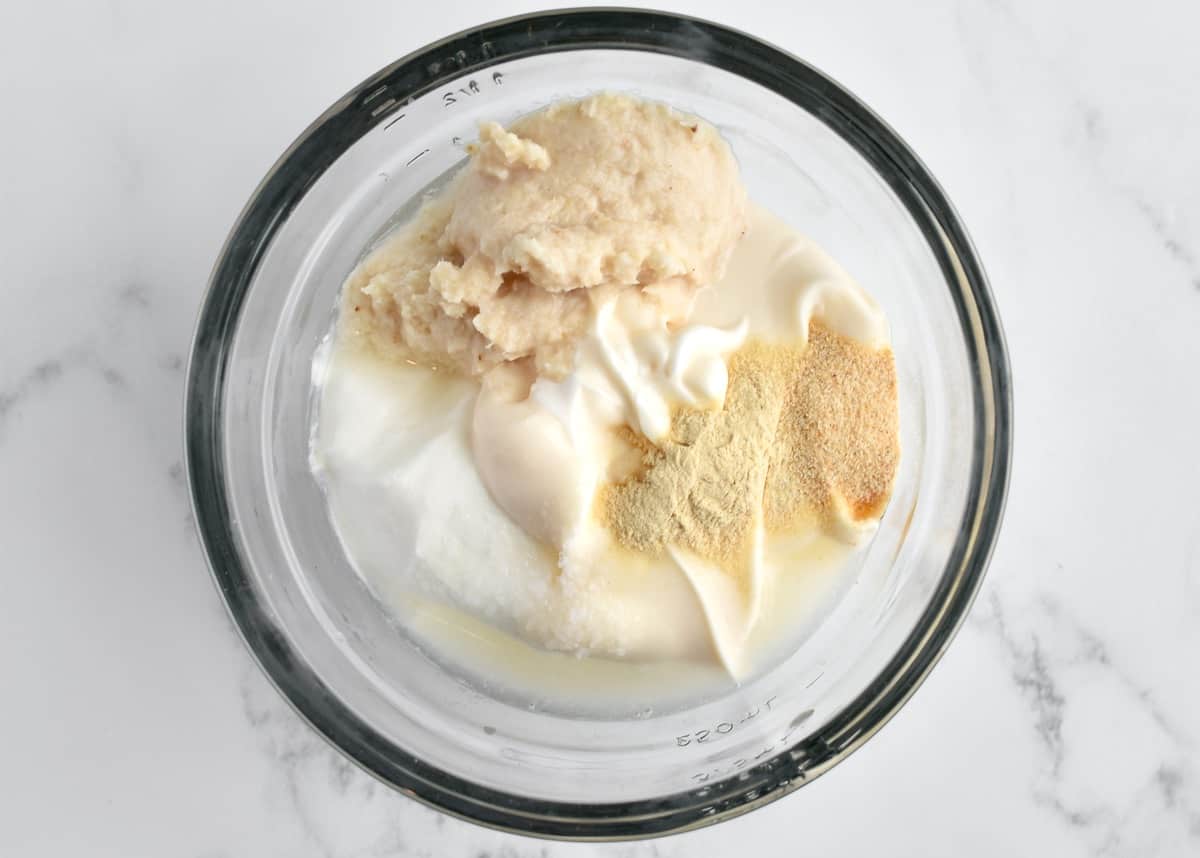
[600, 322, 899, 563]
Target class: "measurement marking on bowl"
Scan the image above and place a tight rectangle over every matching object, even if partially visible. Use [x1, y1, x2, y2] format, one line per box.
[362, 83, 389, 106]
[406, 149, 430, 166]
[688, 715, 809, 783]
[442, 79, 480, 107]
[383, 113, 407, 130]
[370, 98, 398, 118]
[440, 71, 506, 108]
[674, 696, 777, 747]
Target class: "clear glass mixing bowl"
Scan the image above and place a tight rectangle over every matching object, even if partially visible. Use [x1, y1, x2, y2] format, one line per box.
[186, 9, 1011, 840]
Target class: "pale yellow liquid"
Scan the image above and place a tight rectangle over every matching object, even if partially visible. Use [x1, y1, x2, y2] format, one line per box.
[397, 528, 855, 716]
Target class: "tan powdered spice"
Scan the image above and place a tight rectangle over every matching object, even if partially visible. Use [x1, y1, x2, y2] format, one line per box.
[599, 343, 789, 575]
[599, 322, 899, 564]
[765, 323, 900, 530]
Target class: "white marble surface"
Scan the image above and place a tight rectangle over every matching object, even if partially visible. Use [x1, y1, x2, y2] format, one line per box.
[2, 0, 1199, 855]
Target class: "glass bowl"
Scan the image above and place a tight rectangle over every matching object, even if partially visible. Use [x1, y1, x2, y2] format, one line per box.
[186, 9, 1011, 840]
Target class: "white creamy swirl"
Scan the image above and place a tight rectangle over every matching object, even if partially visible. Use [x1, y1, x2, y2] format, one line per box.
[471, 290, 748, 552]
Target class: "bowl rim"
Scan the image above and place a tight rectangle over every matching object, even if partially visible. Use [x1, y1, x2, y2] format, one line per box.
[186, 6, 1012, 841]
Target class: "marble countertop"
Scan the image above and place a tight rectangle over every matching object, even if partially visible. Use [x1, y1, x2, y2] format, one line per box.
[3, 1, 1198, 855]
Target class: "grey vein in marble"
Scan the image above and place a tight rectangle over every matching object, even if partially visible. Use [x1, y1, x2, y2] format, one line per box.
[0, 358, 65, 421]
[974, 591, 1200, 853]
[0, 349, 130, 440]
[977, 593, 1067, 771]
[956, 0, 1200, 301]
[1126, 192, 1200, 291]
